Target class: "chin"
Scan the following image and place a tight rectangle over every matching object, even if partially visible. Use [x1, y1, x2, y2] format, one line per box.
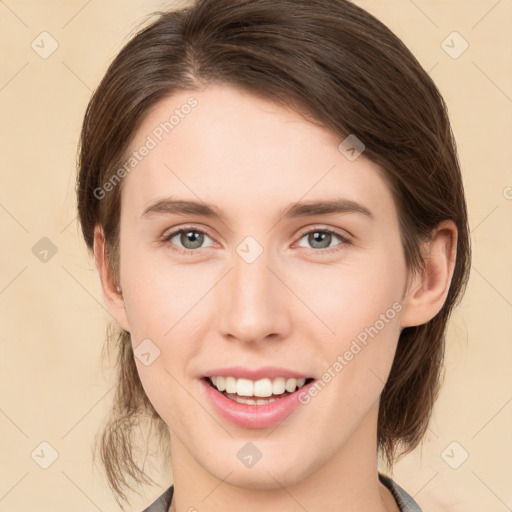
[210, 461, 311, 490]
[195, 438, 321, 490]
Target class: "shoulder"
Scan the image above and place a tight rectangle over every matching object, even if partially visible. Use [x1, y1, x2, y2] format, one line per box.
[379, 473, 423, 512]
[141, 485, 174, 512]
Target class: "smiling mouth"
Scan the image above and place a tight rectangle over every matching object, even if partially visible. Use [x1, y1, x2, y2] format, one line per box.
[204, 376, 315, 405]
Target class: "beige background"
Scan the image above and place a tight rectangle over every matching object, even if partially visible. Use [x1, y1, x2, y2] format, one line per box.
[1, 0, 511, 510]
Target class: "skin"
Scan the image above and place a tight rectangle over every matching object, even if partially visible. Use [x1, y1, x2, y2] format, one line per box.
[94, 84, 457, 512]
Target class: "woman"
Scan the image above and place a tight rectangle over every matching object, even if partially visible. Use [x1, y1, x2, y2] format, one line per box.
[76, 0, 471, 510]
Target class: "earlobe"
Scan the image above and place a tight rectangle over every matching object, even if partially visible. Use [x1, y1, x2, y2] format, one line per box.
[93, 225, 131, 332]
[400, 220, 458, 328]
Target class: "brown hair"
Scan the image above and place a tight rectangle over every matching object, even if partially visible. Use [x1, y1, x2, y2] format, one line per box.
[76, 0, 471, 506]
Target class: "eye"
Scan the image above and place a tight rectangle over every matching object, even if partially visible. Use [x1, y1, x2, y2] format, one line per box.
[163, 226, 216, 254]
[162, 225, 350, 255]
[295, 227, 350, 253]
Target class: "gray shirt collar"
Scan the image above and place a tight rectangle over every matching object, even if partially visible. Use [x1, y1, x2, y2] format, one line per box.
[143, 473, 423, 511]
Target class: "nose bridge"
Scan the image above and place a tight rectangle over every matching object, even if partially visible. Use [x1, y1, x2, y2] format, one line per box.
[216, 243, 290, 343]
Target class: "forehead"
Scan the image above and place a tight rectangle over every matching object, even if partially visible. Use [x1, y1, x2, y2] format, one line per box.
[121, 84, 396, 223]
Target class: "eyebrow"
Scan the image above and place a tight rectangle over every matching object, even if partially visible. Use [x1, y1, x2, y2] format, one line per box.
[141, 196, 374, 221]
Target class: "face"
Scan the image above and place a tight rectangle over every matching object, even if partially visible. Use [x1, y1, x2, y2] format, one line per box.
[108, 84, 412, 488]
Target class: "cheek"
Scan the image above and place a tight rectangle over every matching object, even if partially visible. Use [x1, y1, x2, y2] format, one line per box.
[119, 237, 200, 327]
[123, 263, 222, 345]
[116, 239, 202, 395]
[289, 244, 406, 340]
[291, 243, 406, 396]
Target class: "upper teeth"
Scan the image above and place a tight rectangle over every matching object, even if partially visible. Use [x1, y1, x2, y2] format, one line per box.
[209, 376, 307, 397]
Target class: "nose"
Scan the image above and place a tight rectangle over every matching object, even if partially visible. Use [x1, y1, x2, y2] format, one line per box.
[216, 248, 292, 345]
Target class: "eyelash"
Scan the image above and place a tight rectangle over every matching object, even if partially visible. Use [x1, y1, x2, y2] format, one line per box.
[162, 225, 351, 256]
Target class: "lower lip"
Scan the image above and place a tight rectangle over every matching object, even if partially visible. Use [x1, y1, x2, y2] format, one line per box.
[200, 378, 315, 429]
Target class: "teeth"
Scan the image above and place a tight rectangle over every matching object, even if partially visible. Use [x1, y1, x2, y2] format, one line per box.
[285, 378, 297, 393]
[225, 376, 237, 393]
[272, 377, 286, 395]
[215, 376, 226, 392]
[209, 376, 308, 397]
[229, 395, 279, 405]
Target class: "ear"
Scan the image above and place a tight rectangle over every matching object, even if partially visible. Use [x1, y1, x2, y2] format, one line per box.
[400, 220, 458, 328]
[93, 224, 131, 332]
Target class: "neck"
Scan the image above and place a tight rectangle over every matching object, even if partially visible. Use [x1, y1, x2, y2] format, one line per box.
[168, 402, 398, 512]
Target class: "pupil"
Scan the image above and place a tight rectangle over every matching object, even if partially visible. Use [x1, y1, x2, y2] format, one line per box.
[309, 231, 330, 249]
[182, 230, 203, 249]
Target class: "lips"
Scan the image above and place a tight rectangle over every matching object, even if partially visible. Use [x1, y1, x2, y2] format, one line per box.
[199, 368, 316, 429]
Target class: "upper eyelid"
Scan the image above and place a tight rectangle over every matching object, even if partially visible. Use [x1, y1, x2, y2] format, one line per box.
[296, 225, 351, 239]
[164, 225, 216, 241]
